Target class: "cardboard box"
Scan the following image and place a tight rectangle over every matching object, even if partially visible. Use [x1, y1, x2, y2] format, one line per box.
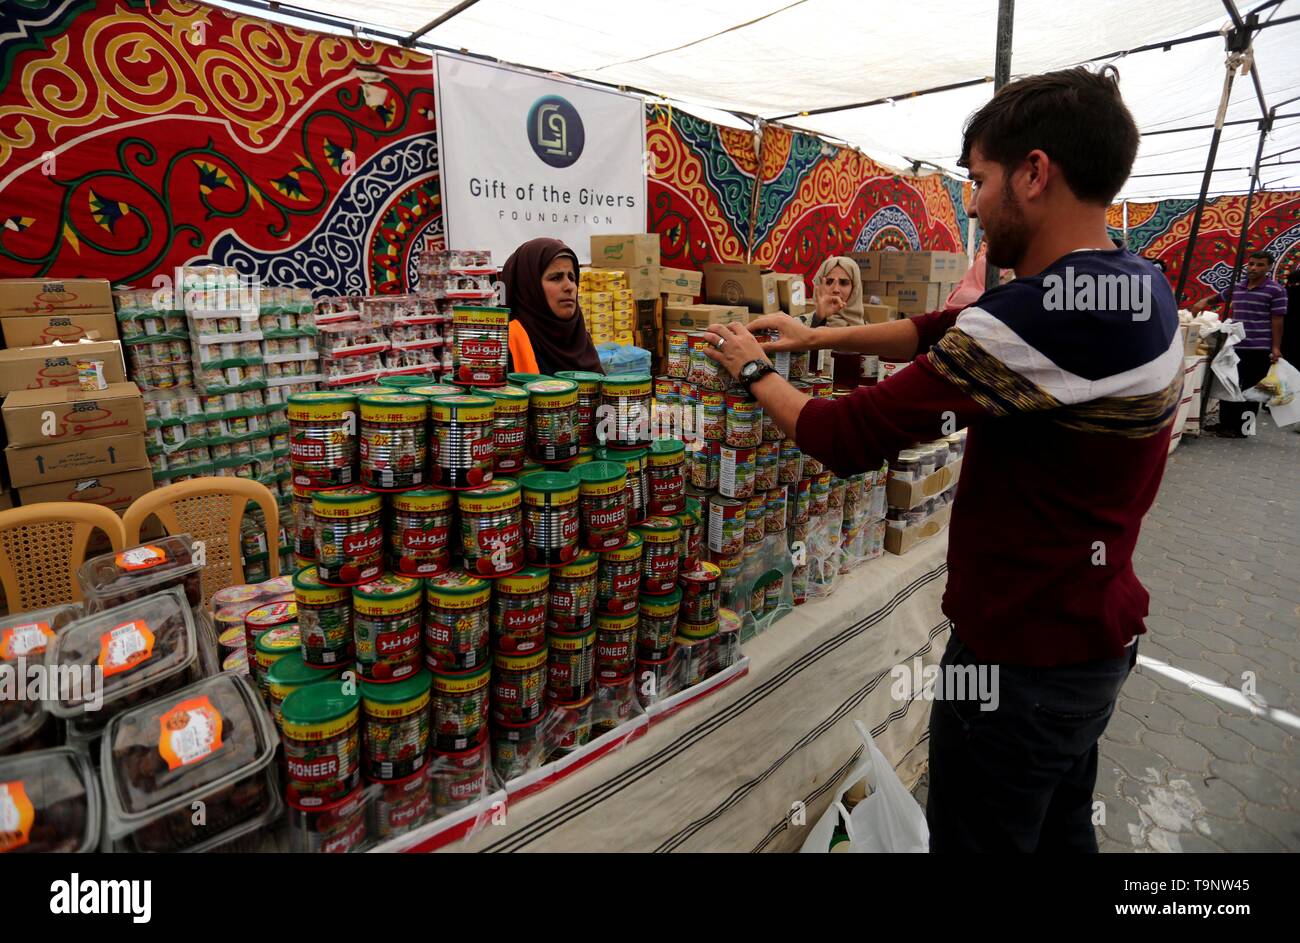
[0, 341, 127, 395]
[3, 383, 146, 447]
[886, 458, 963, 511]
[864, 281, 892, 299]
[876, 252, 909, 282]
[903, 251, 965, 283]
[772, 273, 807, 314]
[662, 292, 695, 308]
[6, 432, 149, 489]
[891, 282, 944, 315]
[884, 504, 952, 555]
[620, 265, 661, 302]
[863, 303, 899, 324]
[664, 304, 748, 333]
[659, 267, 703, 297]
[701, 264, 780, 313]
[0, 490, 14, 511]
[1, 313, 119, 348]
[850, 251, 880, 280]
[590, 234, 660, 269]
[18, 467, 153, 514]
[0, 278, 114, 318]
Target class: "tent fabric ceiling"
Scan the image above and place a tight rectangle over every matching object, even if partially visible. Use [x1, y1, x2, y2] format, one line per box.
[207, 0, 1300, 198]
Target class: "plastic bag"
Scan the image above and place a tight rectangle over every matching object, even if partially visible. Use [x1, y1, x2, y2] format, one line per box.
[1208, 321, 1247, 402]
[799, 720, 929, 853]
[1262, 358, 1300, 427]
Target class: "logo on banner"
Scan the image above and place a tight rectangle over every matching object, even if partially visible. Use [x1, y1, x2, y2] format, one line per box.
[527, 95, 584, 168]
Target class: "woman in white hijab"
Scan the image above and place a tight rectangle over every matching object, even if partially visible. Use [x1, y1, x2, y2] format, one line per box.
[806, 256, 864, 327]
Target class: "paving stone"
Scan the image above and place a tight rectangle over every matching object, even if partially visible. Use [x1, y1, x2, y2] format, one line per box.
[1100, 741, 1171, 784]
[1121, 701, 1184, 736]
[1218, 714, 1293, 753]
[1097, 796, 1148, 850]
[1119, 671, 1160, 702]
[1252, 747, 1300, 784]
[1140, 730, 1214, 773]
[1182, 772, 1247, 820]
[1101, 708, 1144, 744]
[1155, 689, 1230, 727]
[1193, 815, 1290, 853]
[1156, 830, 1225, 853]
[1242, 805, 1300, 851]
[1207, 759, 1290, 808]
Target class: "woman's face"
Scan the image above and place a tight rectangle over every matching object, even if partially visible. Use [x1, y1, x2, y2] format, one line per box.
[543, 256, 579, 320]
[822, 264, 854, 305]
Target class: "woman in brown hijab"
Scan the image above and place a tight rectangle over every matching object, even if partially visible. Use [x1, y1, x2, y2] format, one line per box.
[501, 238, 603, 375]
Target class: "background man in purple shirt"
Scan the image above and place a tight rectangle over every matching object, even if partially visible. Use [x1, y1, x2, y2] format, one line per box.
[1192, 250, 1288, 438]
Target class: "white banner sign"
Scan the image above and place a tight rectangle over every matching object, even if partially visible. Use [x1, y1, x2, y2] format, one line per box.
[435, 53, 646, 266]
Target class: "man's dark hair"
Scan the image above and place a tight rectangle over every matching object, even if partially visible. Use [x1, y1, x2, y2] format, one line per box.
[1248, 250, 1273, 263]
[959, 66, 1139, 205]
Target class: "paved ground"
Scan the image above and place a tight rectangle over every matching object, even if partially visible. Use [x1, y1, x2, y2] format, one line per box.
[1094, 413, 1300, 853]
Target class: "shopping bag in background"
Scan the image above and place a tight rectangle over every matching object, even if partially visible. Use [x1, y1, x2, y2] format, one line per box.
[1263, 358, 1300, 427]
[1208, 321, 1247, 403]
[799, 720, 928, 853]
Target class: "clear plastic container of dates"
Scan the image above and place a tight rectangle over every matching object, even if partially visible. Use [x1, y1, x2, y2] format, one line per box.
[0, 747, 102, 852]
[77, 534, 205, 613]
[0, 603, 82, 754]
[45, 587, 203, 737]
[99, 672, 282, 852]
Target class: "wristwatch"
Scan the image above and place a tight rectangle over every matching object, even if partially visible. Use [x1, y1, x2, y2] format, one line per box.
[738, 359, 777, 390]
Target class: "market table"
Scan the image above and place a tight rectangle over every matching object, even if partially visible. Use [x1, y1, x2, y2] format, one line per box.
[449, 533, 951, 853]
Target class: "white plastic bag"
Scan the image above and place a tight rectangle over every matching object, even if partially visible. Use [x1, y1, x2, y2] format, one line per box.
[1265, 358, 1300, 427]
[1208, 321, 1247, 402]
[799, 720, 929, 853]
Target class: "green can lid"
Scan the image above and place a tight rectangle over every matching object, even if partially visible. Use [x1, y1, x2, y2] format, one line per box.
[431, 393, 495, 410]
[635, 515, 682, 535]
[485, 384, 530, 402]
[361, 668, 432, 703]
[601, 373, 652, 388]
[408, 383, 464, 399]
[359, 392, 428, 407]
[291, 565, 332, 591]
[650, 438, 685, 458]
[574, 460, 625, 484]
[254, 625, 301, 653]
[313, 486, 379, 505]
[425, 570, 491, 595]
[267, 652, 340, 688]
[353, 573, 422, 601]
[508, 373, 550, 385]
[281, 681, 359, 725]
[641, 586, 682, 606]
[686, 497, 703, 516]
[520, 470, 579, 493]
[457, 305, 509, 314]
[377, 375, 437, 390]
[525, 378, 578, 396]
[560, 548, 599, 571]
[555, 370, 604, 384]
[288, 391, 357, 405]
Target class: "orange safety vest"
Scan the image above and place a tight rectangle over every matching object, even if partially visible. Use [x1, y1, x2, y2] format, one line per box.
[508, 320, 540, 374]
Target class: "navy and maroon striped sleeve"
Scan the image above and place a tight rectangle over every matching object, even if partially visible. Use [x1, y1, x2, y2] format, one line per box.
[909, 308, 962, 353]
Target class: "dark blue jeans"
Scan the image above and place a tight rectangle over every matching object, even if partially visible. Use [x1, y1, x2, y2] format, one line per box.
[926, 631, 1137, 852]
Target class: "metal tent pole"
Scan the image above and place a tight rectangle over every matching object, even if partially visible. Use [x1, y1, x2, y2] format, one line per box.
[1228, 113, 1274, 288]
[984, 0, 1014, 288]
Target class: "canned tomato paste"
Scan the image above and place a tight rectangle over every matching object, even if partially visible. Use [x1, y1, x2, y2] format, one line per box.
[679, 561, 722, 624]
[267, 654, 340, 732]
[281, 681, 362, 807]
[647, 438, 686, 516]
[604, 447, 647, 526]
[432, 664, 490, 752]
[593, 673, 637, 735]
[287, 391, 357, 488]
[596, 531, 642, 615]
[452, 306, 509, 386]
[358, 393, 428, 490]
[600, 374, 652, 449]
[243, 599, 296, 664]
[492, 647, 549, 724]
[595, 611, 637, 683]
[520, 471, 580, 567]
[432, 736, 488, 814]
[491, 567, 549, 655]
[551, 694, 594, 756]
[492, 715, 546, 782]
[374, 765, 434, 840]
[636, 651, 676, 707]
[554, 370, 602, 446]
[382, 491, 450, 578]
[457, 479, 525, 576]
[638, 588, 681, 660]
[352, 574, 423, 683]
[675, 633, 716, 688]
[575, 461, 628, 551]
[677, 498, 703, 572]
[547, 550, 598, 632]
[360, 670, 432, 781]
[430, 394, 495, 489]
[525, 379, 579, 462]
[312, 487, 383, 585]
[546, 627, 596, 703]
[635, 516, 682, 595]
[288, 786, 369, 854]
[292, 482, 319, 560]
[293, 565, 354, 668]
[486, 385, 529, 473]
[253, 624, 302, 700]
[424, 571, 491, 672]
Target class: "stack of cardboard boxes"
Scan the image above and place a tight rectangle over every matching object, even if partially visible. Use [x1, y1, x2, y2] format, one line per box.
[852, 250, 968, 319]
[586, 234, 667, 361]
[578, 269, 633, 345]
[0, 278, 151, 514]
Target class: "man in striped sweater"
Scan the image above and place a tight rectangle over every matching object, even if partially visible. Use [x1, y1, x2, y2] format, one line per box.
[705, 66, 1181, 852]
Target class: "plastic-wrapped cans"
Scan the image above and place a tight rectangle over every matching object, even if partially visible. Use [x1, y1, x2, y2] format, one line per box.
[714, 612, 742, 670]
[293, 565, 354, 668]
[292, 482, 319, 560]
[492, 647, 549, 724]
[358, 393, 427, 490]
[492, 715, 546, 782]
[646, 438, 686, 516]
[546, 627, 596, 702]
[551, 695, 595, 756]
[575, 461, 628, 551]
[707, 495, 746, 556]
[519, 470, 580, 567]
[687, 439, 719, 491]
[597, 531, 642, 615]
[491, 567, 549, 655]
[244, 599, 297, 663]
[352, 574, 423, 683]
[430, 394, 495, 489]
[719, 445, 756, 500]
[432, 665, 490, 752]
[634, 516, 682, 595]
[373, 766, 433, 840]
[675, 633, 715, 688]
[724, 393, 762, 448]
[312, 487, 383, 585]
[547, 550, 598, 633]
[254, 625, 302, 699]
[432, 737, 488, 814]
[452, 305, 509, 386]
[288, 785, 369, 854]
[638, 588, 680, 659]
[287, 391, 357, 488]
[756, 441, 779, 492]
[606, 447, 647, 526]
[360, 670, 431, 781]
[525, 378, 579, 463]
[766, 488, 788, 534]
[595, 611, 637, 682]
[424, 571, 491, 671]
[677, 499, 703, 573]
[593, 673, 637, 735]
[666, 331, 689, 379]
[779, 439, 802, 485]
[811, 471, 832, 517]
[388, 489, 453, 577]
[554, 371, 602, 446]
[636, 651, 675, 707]
[745, 495, 766, 545]
[485, 385, 529, 473]
[679, 561, 722, 624]
[457, 478, 524, 577]
[600, 373, 652, 449]
[281, 681, 362, 807]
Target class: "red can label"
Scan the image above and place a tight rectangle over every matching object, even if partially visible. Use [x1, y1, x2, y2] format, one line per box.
[561, 515, 580, 543]
[504, 605, 546, 633]
[292, 438, 325, 461]
[612, 572, 640, 595]
[463, 339, 503, 360]
[403, 527, 449, 552]
[471, 436, 495, 462]
[343, 527, 384, 557]
[377, 625, 422, 656]
[288, 755, 340, 782]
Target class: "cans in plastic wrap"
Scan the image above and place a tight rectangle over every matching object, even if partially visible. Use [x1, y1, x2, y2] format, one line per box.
[281, 681, 362, 807]
[646, 438, 686, 516]
[388, 489, 453, 577]
[675, 633, 716, 688]
[424, 571, 491, 672]
[432, 664, 490, 752]
[457, 479, 524, 577]
[243, 599, 297, 668]
[554, 371, 602, 446]
[312, 487, 383, 585]
[575, 461, 628, 551]
[492, 715, 546, 782]
[599, 374, 652, 449]
[596, 530, 642, 615]
[593, 673, 637, 735]
[546, 627, 596, 703]
[360, 670, 431, 781]
[745, 494, 766, 545]
[719, 445, 756, 500]
[293, 565, 355, 668]
[485, 385, 529, 473]
[432, 736, 488, 814]
[779, 439, 802, 485]
[707, 494, 746, 557]
[525, 379, 579, 462]
[766, 488, 788, 534]
[288, 391, 356, 488]
[551, 695, 595, 756]
[373, 765, 434, 840]
[676, 499, 702, 573]
[491, 567, 549, 655]
[634, 516, 682, 596]
[351, 574, 423, 683]
[288, 786, 369, 854]
[358, 393, 427, 490]
[638, 588, 680, 660]
[519, 471, 581, 567]
[491, 647, 549, 724]
[452, 306, 509, 386]
[679, 561, 722, 624]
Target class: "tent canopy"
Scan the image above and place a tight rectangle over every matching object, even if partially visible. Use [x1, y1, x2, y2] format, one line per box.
[211, 0, 1300, 199]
